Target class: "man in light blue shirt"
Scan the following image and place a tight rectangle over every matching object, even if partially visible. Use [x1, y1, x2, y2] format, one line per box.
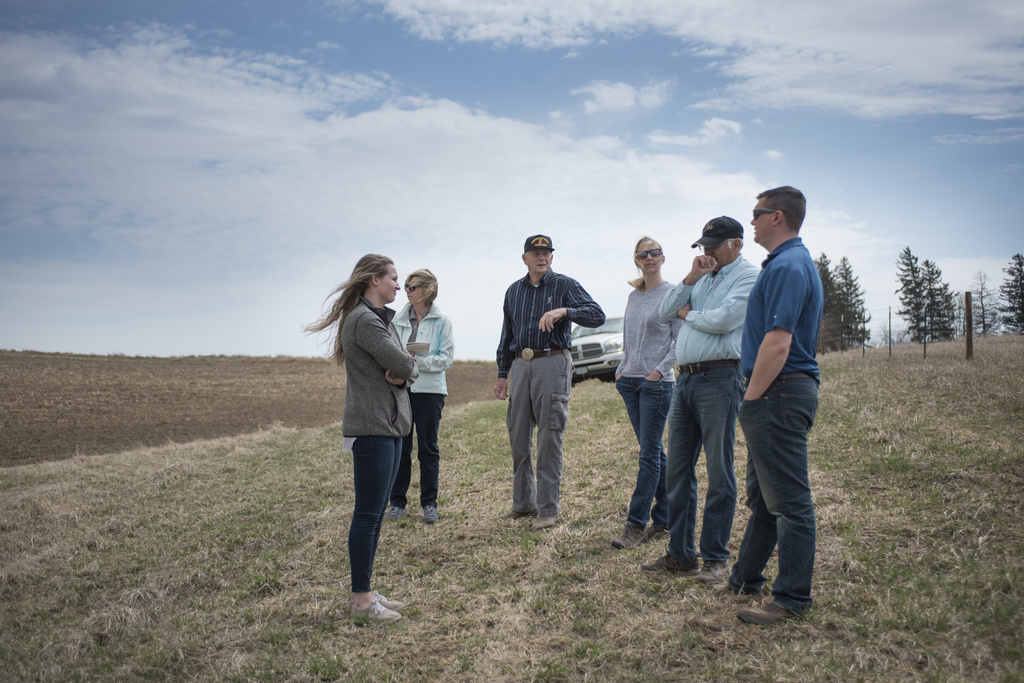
[640, 216, 759, 583]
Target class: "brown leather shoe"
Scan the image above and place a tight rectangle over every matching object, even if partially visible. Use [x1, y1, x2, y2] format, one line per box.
[712, 580, 764, 598]
[694, 560, 729, 584]
[640, 553, 699, 574]
[638, 525, 668, 544]
[611, 523, 644, 549]
[737, 602, 799, 625]
[531, 515, 557, 531]
[503, 508, 538, 520]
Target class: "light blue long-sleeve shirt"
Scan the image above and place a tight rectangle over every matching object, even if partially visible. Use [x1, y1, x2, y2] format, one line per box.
[393, 302, 455, 395]
[657, 254, 760, 365]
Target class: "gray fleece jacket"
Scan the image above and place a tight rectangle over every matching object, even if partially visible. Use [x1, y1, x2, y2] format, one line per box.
[341, 297, 419, 438]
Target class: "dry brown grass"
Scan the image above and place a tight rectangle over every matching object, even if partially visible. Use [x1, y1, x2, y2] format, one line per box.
[0, 352, 497, 466]
[1, 337, 1022, 681]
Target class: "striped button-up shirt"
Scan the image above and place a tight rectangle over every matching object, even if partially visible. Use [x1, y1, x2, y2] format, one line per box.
[657, 255, 760, 365]
[496, 270, 605, 377]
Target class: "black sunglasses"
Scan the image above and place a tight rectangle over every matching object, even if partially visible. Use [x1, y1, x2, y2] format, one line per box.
[636, 249, 664, 259]
[404, 284, 420, 292]
[753, 208, 788, 220]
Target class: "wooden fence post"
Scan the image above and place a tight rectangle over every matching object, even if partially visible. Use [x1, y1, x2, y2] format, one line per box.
[965, 291, 973, 360]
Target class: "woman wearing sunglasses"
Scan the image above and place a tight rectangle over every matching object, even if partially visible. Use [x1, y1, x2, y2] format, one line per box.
[386, 269, 455, 525]
[611, 237, 681, 550]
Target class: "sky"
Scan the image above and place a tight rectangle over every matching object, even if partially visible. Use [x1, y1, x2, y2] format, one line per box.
[1, 0, 1022, 361]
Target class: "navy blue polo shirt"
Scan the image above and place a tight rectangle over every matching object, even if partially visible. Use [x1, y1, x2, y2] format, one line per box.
[740, 237, 824, 380]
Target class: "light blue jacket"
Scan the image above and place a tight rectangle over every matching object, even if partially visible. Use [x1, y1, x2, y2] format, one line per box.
[658, 255, 759, 365]
[393, 302, 455, 396]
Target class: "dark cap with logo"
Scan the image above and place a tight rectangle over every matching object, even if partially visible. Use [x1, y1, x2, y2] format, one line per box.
[524, 234, 555, 253]
[692, 216, 743, 248]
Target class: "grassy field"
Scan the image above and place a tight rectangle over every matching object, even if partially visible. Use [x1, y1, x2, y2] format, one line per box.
[1, 337, 1022, 681]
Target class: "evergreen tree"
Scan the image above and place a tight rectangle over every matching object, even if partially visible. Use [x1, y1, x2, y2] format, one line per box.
[1000, 253, 1024, 334]
[896, 247, 927, 342]
[921, 259, 958, 340]
[896, 247, 957, 342]
[834, 256, 871, 347]
[970, 270, 1001, 336]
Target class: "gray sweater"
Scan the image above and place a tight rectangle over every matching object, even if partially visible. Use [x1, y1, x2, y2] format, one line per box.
[617, 281, 680, 381]
[341, 298, 419, 437]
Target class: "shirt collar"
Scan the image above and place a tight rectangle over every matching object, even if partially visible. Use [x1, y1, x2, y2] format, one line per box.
[523, 269, 554, 287]
[715, 254, 747, 277]
[360, 296, 395, 322]
[762, 237, 803, 267]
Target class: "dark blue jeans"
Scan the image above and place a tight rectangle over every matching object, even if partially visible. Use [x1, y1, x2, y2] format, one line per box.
[391, 392, 445, 509]
[665, 366, 743, 564]
[349, 436, 402, 593]
[615, 377, 672, 529]
[729, 376, 818, 612]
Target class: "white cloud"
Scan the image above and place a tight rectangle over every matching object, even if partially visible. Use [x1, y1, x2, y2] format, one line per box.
[571, 80, 671, 114]
[648, 118, 742, 146]
[351, 0, 1024, 119]
[762, 150, 783, 160]
[935, 127, 1024, 145]
[0, 27, 777, 359]
[3, 20, 1011, 360]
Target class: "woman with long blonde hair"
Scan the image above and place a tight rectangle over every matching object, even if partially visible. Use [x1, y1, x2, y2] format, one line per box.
[611, 237, 681, 550]
[307, 254, 418, 622]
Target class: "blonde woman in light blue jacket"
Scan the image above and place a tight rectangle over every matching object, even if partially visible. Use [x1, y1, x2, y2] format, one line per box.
[386, 269, 455, 524]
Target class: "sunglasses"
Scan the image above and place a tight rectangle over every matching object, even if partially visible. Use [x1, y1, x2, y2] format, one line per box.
[752, 208, 788, 220]
[404, 284, 420, 292]
[636, 249, 664, 259]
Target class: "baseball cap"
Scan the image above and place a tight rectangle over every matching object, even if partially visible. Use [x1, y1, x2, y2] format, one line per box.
[524, 234, 555, 252]
[692, 216, 743, 248]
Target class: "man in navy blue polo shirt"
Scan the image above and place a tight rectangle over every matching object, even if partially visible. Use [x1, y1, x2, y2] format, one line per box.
[494, 235, 605, 531]
[725, 186, 824, 625]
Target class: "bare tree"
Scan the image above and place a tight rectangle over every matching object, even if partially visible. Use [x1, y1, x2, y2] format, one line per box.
[970, 270, 1001, 336]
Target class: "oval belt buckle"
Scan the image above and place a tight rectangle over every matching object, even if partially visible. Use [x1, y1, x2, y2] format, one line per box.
[522, 348, 534, 360]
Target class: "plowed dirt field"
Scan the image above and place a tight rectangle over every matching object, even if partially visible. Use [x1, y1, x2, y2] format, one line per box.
[0, 351, 498, 467]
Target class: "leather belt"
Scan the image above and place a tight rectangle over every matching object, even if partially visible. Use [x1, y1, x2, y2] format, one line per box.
[676, 359, 739, 374]
[778, 371, 814, 380]
[516, 348, 569, 360]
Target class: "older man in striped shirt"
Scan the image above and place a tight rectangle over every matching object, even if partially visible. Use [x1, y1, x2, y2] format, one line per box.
[494, 235, 605, 531]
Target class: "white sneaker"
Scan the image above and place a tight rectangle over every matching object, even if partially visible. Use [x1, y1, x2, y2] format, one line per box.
[372, 590, 405, 610]
[351, 600, 402, 623]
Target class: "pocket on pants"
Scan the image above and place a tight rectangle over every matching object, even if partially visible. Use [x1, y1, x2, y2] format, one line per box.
[781, 392, 818, 433]
[547, 393, 570, 431]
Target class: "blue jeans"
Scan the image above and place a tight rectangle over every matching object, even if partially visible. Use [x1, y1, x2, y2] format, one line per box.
[391, 392, 446, 509]
[615, 377, 672, 529]
[729, 376, 818, 613]
[665, 366, 743, 564]
[349, 436, 402, 593]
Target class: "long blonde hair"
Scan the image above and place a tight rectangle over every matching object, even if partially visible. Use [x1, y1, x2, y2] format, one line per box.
[627, 236, 663, 292]
[306, 254, 394, 364]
